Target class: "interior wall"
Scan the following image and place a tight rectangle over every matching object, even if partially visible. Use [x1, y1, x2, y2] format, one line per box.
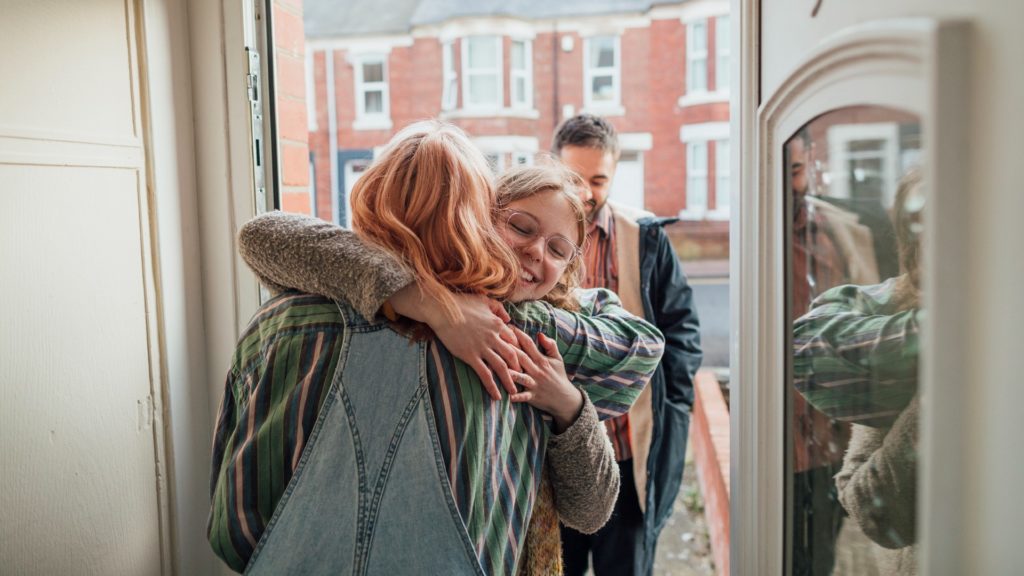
[0, 0, 170, 573]
[139, 0, 221, 573]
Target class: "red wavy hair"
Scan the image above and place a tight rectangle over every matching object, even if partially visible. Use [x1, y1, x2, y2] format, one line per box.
[350, 120, 519, 322]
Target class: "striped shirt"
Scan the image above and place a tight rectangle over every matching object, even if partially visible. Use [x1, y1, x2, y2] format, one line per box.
[793, 278, 920, 427]
[583, 204, 632, 462]
[208, 289, 663, 575]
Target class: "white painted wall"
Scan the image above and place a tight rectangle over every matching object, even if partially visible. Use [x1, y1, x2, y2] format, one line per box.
[139, 0, 222, 573]
[0, 0, 170, 573]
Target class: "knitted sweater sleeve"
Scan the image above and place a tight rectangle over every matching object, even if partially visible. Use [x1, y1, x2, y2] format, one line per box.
[836, 396, 919, 549]
[237, 211, 415, 321]
[545, 392, 620, 534]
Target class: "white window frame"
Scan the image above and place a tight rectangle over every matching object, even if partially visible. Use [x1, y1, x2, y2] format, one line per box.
[826, 122, 901, 206]
[680, 122, 728, 220]
[510, 39, 533, 110]
[583, 35, 623, 115]
[687, 20, 709, 94]
[462, 36, 503, 110]
[682, 140, 709, 219]
[352, 54, 391, 130]
[733, 18, 973, 575]
[715, 15, 730, 93]
[441, 41, 458, 111]
[709, 138, 730, 219]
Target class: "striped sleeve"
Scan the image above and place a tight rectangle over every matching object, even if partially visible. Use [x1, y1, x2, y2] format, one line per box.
[207, 293, 345, 572]
[509, 288, 665, 421]
[793, 281, 920, 426]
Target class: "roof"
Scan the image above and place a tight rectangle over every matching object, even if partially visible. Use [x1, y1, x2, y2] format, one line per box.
[303, 0, 422, 38]
[304, 0, 685, 38]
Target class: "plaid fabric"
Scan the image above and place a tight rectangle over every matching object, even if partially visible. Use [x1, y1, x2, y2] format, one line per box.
[583, 204, 633, 462]
[793, 278, 920, 426]
[208, 289, 663, 575]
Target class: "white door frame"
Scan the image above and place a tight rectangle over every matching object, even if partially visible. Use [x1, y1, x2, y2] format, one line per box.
[731, 11, 971, 574]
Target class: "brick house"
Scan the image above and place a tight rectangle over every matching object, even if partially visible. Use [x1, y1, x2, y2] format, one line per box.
[302, 0, 731, 258]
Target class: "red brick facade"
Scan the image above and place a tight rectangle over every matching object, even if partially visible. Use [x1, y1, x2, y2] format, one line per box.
[272, 0, 312, 215]
[301, 4, 731, 257]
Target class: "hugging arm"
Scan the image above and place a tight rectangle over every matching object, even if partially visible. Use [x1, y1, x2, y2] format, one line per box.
[793, 281, 920, 425]
[238, 211, 521, 397]
[510, 288, 665, 422]
[545, 394, 620, 533]
[238, 212, 414, 320]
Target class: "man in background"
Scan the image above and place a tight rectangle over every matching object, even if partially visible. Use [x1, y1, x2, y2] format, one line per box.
[553, 114, 703, 576]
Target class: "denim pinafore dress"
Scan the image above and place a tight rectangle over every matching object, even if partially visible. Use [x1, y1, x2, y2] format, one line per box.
[245, 303, 485, 575]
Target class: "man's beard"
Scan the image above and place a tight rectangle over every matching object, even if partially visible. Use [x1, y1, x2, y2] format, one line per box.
[585, 198, 604, 223]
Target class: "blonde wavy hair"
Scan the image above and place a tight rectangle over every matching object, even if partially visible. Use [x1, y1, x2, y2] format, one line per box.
[350, 120, 519, 322]
[495, 159, 588, 311]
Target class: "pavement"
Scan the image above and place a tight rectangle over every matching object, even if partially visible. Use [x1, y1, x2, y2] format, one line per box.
[685, 271, 730, 370]
[652, 438, 716, 575]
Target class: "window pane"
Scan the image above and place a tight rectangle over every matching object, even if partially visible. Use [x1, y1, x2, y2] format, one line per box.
[468, 37, 498, 68]
[485, 153, 501, 173]
[515, 77, 527, 104]
[511, 41, 525, 70]
[364, 90, 383, 114]
[444, 77, 458, 109]
[687, 176, 707, 211]
[687, 142, 708, 212]
[591, 75, 614, 101]
[591, 37, 615, 68]
[717, 56, 730, 91]
[786, 106, 923, 575]
[689, 60, 707, 92]
[692, 21, 707, 50]
[717, 140, 730, 210]
[717, 16, 730, 91]
[362, 61, 383, 83]
[468, 75, 498, 105]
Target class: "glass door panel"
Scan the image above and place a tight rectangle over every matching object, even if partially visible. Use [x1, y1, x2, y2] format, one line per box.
[785, 106, 923, 575]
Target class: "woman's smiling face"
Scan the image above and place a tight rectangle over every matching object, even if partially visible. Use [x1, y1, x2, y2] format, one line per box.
[498, 189, 581, 303]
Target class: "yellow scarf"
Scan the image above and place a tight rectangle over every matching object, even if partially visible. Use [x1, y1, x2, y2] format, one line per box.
[517, 463, 563, 575]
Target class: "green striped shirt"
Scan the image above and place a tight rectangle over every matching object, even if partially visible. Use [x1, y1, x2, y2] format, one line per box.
[208, 288, 663, 574]
[793, 278, 920, 426]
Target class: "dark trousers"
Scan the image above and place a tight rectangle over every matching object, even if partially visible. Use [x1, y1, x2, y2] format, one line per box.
[561, 459, 647, 576]
[792, 465, 845, 576]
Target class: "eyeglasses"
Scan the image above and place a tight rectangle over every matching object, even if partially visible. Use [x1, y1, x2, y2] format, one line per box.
[502, 211, 581, 265]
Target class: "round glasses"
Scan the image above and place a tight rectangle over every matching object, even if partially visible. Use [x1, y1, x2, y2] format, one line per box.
[502, 211, 581, 265]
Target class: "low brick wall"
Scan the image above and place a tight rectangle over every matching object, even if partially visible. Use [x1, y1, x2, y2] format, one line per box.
[692, 369, 730, 575]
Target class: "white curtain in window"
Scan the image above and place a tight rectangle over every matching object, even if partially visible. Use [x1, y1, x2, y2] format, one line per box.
[687, 141, 708, 213]
[464, 36, 502, 108]
[687, 21, 708, 93]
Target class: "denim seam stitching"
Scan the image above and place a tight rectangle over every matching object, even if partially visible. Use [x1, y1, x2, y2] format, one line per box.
[419, 344, 489, 575]
[241, 309, 353, 572]
[355, 340, 429, 575]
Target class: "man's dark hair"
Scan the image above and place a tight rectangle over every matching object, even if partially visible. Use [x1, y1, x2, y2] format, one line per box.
[551, 113, 620, 159]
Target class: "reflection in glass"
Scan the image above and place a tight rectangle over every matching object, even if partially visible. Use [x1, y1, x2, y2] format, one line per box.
[592, 76, 614, 101]
[468, 36, 498, 68]
[786, 106, 923, 575]
[362, 61, 383, 83]
[364, 91, 383, 115]
[591, 36, 615, 68]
